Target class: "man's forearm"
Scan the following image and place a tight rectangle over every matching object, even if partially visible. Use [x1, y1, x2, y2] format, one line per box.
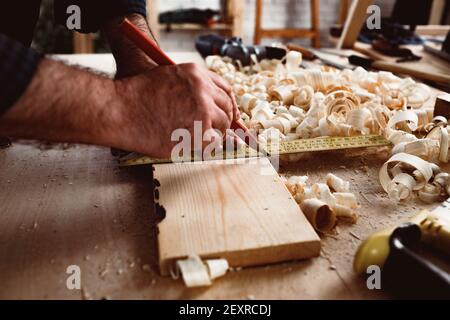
[102, 13, 158, 78]
[0, 58, 119, 146]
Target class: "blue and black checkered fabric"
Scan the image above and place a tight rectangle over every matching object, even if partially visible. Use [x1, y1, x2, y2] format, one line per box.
[0, 0, 147, 115]
[0, 34, 41, 115]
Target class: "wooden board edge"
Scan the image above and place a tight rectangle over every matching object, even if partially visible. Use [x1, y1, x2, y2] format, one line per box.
[158, 239, 321, 276]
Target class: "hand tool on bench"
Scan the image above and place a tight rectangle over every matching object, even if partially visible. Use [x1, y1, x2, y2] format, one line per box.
[286, 43, 351, 70]
[290, 44, 450, 86]
[354, 198, 450, 299]
[348, 55, 450, 86]
[118, 18, 264, 155]
[196, 34, 286, 66]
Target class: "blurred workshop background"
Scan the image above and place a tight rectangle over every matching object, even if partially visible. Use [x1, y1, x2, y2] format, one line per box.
[33, 0, 450, 54]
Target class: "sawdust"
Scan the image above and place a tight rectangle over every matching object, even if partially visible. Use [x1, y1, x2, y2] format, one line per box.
[360, 192, 373, 204]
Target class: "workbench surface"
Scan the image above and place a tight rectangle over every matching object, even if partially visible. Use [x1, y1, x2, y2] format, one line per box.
[0, 53, 447, 300]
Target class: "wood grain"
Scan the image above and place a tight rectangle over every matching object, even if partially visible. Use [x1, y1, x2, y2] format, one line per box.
[155, 158, 321, 276]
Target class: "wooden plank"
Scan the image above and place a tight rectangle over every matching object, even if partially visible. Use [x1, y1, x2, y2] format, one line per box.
[337, 0, 374, 49]
[416, 25, 450, 36]
[352, 42, 450, 79]
[155, 158, 321, 276]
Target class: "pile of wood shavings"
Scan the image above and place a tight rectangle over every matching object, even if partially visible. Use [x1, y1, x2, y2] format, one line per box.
[283, 174, 358, 233]
[207, 53, 450, 204]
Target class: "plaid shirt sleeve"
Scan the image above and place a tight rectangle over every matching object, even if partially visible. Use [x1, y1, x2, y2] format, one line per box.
[0, 34, 41, 115]
[54, 0, 147, 33]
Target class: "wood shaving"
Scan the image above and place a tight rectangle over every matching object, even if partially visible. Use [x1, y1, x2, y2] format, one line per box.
[300, 198, 336, 233]
[285, 173, 359, 232]
[172, 255, 229, 288]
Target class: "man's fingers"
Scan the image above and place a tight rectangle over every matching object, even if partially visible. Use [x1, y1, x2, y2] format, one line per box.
[202, 128, 223, 156]
[209, 106, 232, 136]
[208, 70, 232, 94]
[223, 130, 245, 150]
[211, 86, 234, 122]
[208, 71, 240, 121]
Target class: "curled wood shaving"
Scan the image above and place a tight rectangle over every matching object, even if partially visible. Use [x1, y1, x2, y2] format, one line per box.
[334, 192, 359, 209]
[294, 85, 315, 110]
[382, 121, 450, 203]
[326, 173, 350, 192]
[285, 174, 359, 232]
[173, 255, 229, 288]
[300, 199, 336, 233]
[334, 204, 358, 223]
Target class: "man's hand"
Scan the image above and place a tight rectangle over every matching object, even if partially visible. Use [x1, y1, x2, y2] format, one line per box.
[110, 63, 239, 157]
[0, 58, 239, 158]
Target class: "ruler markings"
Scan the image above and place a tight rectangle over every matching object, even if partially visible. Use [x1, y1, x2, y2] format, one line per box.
[119, 134, 391, 166]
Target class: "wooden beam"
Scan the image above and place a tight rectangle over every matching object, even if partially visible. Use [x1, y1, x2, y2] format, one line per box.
[339, 0, 350, 25]
[229, 0, 245, 37]
[311, 0, 320, 48]
[254, 0, 263, 44]
[429, 0, 446, 25]
[337, 0, 374, 49]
